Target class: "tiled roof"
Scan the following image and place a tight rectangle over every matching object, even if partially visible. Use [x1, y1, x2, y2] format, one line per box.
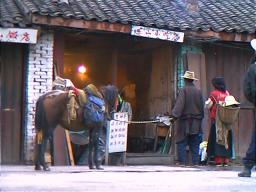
[0, 0, 255, 33]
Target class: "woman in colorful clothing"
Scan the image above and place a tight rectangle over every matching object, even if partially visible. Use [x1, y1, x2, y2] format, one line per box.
[205, 77, 233, 166]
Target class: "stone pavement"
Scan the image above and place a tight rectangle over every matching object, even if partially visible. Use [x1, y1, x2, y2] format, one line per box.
[0, 165, 255, 192]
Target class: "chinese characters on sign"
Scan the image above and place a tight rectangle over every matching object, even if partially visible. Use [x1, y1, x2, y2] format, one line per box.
[107, 112, 129, 153]
[131, 25, 184, 43]
[0, 28, 38, 44]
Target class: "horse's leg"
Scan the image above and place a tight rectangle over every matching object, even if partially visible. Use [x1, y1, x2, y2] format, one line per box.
[40, 134, 50, 171]
[34, 132, 42, 170]
[34, 143, 42, 170]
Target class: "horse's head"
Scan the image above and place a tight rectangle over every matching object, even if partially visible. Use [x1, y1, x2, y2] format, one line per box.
[100, 85, 119, 116]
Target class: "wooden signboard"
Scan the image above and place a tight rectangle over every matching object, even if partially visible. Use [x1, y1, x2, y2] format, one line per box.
[131, 25, 184, 42]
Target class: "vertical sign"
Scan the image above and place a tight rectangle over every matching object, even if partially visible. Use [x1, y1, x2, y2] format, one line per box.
[106, 112, 128, 153]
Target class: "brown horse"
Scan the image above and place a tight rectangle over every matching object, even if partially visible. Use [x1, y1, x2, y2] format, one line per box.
[34, 85, 118, 171]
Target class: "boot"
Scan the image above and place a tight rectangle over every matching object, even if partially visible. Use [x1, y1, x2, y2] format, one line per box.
[96, 161, 104, 170]
[89, 165, 96, 170]
[96, 164, 104, 170]
[88, 141, 95, 169]
[238, 167, 251, 177]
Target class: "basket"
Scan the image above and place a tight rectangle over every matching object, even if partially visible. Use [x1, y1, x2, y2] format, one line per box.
[217, 104, 240, 124]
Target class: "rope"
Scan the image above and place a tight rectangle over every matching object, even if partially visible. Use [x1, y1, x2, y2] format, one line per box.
[112, 116, 173, 126]
[112, 119, 161, 124]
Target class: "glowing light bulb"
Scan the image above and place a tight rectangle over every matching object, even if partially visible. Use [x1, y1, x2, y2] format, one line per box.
[78, 65, 86, 74]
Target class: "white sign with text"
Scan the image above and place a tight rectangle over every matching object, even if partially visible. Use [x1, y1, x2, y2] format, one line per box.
[107, 112, 128, 153]
[131, 25, 184, 42]
[0, 28, 38, 44]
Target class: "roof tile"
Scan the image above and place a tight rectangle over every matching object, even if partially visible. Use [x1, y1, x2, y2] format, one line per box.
[0, 0, 255, 33]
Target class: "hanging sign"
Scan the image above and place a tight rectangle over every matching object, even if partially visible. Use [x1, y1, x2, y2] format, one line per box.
[0, 28, 38, 44]
[106, 112, 129, 153]
[131, 25, 184, 42]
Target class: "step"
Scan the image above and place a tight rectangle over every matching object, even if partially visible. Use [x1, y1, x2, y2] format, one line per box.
[125, 153, 175, 165]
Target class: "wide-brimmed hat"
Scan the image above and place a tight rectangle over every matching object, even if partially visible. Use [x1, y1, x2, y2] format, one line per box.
[181, 71, 198, 80]
[251, 39, 256, 51]
[224, 95, 240, 106]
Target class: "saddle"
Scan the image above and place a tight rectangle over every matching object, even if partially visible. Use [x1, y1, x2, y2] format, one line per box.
[61, 89, 87, 132]
[61, 84, 104, 132]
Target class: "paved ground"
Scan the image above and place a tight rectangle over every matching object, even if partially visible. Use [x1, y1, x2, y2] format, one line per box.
[0, 165, 256, 192]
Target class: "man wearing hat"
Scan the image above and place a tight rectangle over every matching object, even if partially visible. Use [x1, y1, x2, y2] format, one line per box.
[238, 39, 256, 177]
[171, 71, 204, 166]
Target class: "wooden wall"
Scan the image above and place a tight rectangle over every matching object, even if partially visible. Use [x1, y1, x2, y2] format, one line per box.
[145, 45, 176, 138]
[203, 42, 254, 158]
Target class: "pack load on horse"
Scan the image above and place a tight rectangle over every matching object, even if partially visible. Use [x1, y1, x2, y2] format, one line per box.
[34, 77, 118, 171]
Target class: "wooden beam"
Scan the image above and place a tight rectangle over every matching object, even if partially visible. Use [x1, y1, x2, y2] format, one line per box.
[186, 31, 256, 42]
[32, 14, 255, 42]
[53, 31, 65, 76]
[32, 15, 131, 34]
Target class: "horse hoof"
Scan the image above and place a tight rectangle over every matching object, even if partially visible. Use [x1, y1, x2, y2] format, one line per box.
[35, 165, 42, 171]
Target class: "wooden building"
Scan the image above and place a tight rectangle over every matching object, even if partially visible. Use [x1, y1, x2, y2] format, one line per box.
[0, 0, 255, 164]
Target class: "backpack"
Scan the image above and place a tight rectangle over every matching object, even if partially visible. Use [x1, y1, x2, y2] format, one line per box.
[83, 94, 105, 128]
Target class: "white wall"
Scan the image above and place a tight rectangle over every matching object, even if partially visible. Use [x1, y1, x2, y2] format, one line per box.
[24, 30, 54, 163]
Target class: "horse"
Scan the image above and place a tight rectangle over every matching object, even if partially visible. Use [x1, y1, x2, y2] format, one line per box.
[34, 84, 118, 171]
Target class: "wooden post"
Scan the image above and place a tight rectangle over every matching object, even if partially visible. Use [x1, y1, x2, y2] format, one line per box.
[65, 130, 75, 166]
[111, 49, 118, 84]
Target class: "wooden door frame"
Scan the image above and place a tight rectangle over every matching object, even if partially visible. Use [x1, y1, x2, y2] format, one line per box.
[0, 44, 2, 164]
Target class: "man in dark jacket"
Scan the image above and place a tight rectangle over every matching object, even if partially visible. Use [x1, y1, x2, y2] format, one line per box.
[238, 39, 256, 177]
[172, 71, 204, 166]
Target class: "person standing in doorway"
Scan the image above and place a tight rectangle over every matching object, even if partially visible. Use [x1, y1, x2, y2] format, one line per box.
[84, 84, 106, 170]
[205, 77, 235, 166]
[238, 39, 256, 177]
[171, 71, 204, 166]
[109, 93, 133, 165]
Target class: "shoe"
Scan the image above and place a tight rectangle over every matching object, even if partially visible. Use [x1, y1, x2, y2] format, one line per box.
[96, 165, 104, 170]
[238, 167, 251, 177]
[89, 165, 96, 169]
[175, 162, 185, 167]
[223, 163, 229, 167]
[223, 158, 229, 165]
[186, 165, 199, 168]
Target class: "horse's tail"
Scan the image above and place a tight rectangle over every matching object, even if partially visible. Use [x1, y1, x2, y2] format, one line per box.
[35, 98, 42, 131]
[35, 96, 48, 144]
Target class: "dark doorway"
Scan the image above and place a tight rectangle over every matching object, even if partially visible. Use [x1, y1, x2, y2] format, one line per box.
[0, 43, 24, 164]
